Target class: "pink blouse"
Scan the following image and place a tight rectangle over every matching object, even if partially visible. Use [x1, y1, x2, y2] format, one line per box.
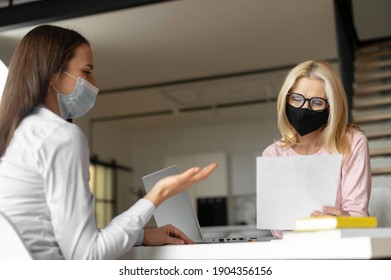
[262, 130, 371, 238]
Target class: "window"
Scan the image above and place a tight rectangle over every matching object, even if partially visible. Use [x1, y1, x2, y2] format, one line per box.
[89, 162, 116, 229]
[88, 158, 133, 229]
[0, 59, 7, 101]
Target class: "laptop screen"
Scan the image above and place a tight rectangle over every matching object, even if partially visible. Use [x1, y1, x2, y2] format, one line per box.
[142, 165, 204, 242]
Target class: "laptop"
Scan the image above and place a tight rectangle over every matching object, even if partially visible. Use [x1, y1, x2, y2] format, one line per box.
[256, 154, 342, 230]
[142, 164, 270, 243]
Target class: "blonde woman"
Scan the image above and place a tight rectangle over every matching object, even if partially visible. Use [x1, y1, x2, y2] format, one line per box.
[262, 60, 371, 237]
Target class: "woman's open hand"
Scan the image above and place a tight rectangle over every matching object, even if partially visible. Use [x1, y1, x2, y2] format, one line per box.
[144, 163, 218, 207]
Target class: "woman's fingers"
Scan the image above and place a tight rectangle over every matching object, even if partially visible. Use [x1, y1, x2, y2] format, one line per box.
[145, 163, 218, 207]
[311, 211, 326, 217]
[143, 225, 194, 246]
[183, 163, 218, 185]
[165, 225, 194, 244]
[322, 206, 350, 216]
[311, 206, 350, 217]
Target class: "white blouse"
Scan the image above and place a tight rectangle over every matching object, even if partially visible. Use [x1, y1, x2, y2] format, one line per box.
[0, 106, 155, 259]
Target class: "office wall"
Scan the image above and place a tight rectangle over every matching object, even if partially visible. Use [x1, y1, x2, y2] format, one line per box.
[353, 0, 391, 40]
[129, 111, 278, 189]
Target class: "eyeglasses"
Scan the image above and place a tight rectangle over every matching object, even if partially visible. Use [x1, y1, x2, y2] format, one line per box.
[286, 93, 329, 112]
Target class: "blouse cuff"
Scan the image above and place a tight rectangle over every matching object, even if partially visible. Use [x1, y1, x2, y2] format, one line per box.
[133, 198, 156, 245]
[135, 229, 144, 245]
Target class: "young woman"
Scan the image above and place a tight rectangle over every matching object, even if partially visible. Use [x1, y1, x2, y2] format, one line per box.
[262, 60, 371, 237]
[0, 25, 217, 259]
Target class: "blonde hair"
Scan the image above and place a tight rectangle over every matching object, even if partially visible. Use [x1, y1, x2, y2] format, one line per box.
[277, 60, 356, 158]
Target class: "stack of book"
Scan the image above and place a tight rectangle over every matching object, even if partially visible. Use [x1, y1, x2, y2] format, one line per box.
[282, 216, 391, 240]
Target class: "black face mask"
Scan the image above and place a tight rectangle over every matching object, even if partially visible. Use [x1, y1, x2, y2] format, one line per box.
[286, 103, 329, 136]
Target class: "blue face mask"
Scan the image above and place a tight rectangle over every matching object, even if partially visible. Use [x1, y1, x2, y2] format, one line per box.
[53, 71, 99, 119]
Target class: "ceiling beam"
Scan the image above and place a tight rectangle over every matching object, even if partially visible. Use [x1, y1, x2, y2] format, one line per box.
[0, 0, 173, 32]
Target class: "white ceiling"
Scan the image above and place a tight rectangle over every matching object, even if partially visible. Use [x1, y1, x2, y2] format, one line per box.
[0, 0, 338, 131]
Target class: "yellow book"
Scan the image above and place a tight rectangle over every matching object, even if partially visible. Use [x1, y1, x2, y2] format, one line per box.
[295, 216, 378, 231]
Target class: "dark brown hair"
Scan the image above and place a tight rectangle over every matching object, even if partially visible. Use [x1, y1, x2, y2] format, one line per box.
[0, 25, 89, 157]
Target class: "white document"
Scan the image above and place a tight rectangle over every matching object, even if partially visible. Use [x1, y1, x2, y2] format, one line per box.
[256, 154, 342, 230]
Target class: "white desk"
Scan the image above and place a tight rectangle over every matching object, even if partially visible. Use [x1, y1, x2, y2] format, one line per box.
[125, 237, 391, 259]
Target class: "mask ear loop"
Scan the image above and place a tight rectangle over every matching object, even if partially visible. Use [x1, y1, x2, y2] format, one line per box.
[63, 71, 77, 80]
[49, 71, 66, 94]
[51, 84, 60, 93]
[51, 71, 78, 95]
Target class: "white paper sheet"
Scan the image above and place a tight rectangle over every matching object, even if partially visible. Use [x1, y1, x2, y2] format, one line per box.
[256, 154, 342, 230]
